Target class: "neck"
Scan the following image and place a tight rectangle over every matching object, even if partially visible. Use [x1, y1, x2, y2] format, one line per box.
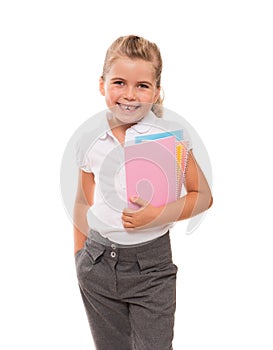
[108, 117, 135, 131]
[107, 119, 134, 145]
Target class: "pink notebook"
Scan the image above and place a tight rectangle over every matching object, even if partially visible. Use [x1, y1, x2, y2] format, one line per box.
[124, 136, 177, 209]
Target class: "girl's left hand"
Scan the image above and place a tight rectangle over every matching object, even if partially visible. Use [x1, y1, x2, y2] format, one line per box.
[122, 196, 162, 230]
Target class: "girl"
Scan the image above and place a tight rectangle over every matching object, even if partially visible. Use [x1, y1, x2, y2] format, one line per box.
[74, 35, 212, 350]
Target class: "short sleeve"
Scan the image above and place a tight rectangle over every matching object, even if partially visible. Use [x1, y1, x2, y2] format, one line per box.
[75, 132, 93, 173]
[182, 127, 193, 150]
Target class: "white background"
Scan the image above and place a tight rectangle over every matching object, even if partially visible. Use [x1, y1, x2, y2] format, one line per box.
[1, 0, 272, 349]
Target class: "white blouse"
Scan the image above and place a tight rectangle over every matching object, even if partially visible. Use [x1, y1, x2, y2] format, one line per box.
[76, 110, 192, 244]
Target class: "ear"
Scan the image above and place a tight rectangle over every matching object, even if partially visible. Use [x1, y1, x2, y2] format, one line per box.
[99, 76, 105, 96]
[153, 86, 161, 103]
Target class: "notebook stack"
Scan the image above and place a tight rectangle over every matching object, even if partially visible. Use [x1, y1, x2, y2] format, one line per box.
[124, 130, 189, 209]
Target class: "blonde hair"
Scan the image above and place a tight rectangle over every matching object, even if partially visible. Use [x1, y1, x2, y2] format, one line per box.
[102, 35, 164, 117]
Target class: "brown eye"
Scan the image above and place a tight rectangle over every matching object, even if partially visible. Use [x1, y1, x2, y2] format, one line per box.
[138, 83, 149, 89]
[113, 81, 124, 86]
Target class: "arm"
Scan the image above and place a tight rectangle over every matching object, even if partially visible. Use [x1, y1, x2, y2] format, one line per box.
[122, 150, 213, 229]
[73, 170, 95, 255]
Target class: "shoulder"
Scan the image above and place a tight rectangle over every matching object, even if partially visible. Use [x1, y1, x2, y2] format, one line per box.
[75, 113, 110, 170]
[76, 112, 110, 154]
[146, 112, 193, 149]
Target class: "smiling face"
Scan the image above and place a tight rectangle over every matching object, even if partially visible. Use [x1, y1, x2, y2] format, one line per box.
[99, 57, 160, 125]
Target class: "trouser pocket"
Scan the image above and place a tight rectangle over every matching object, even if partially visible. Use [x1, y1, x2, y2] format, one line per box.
[76, 243, 106, 282]
[136, 245, 177, 274]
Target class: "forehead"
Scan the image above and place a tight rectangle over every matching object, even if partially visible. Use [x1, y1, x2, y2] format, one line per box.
[107, 58, 156, 81]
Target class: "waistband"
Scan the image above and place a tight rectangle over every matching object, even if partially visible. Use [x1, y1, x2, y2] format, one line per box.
[87, 230, 171, 261]
[89, 229, 169, 248]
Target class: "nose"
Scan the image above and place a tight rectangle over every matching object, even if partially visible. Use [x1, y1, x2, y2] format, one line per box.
[124, 86, 136, 101]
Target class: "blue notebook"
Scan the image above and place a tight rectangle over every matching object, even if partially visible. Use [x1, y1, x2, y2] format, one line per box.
[134, 129, 183, 144]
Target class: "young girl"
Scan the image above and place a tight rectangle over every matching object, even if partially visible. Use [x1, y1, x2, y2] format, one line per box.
[74, 35, 212, 350]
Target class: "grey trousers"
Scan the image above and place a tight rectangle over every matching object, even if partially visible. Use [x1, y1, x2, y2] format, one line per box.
[75, 231, 177, 350]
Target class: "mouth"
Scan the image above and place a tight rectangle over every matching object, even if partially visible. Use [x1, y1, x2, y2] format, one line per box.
[116, 103, 141, 112]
